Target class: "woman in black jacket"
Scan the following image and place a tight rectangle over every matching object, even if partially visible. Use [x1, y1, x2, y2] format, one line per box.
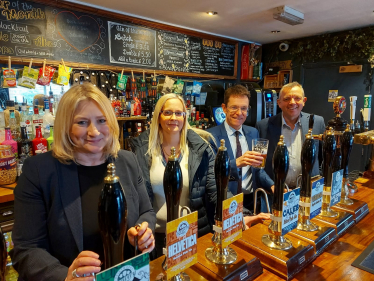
[131, 93, 217, 257]
[10, 83, 156, 281]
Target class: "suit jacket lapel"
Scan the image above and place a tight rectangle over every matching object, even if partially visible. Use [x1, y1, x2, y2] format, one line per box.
[58, 162, 83, 252]
[242, 126, 253, 150]
[268, 114, 282, 148]
[300, 112, 309, 141]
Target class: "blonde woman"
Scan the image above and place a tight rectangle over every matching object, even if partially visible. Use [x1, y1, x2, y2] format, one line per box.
[11, 83, 155, 281]
[131, 93, 217, 257]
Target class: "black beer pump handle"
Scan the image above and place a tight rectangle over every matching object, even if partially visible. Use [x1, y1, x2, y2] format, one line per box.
[341, 124, 353, 176]
[214, 139, 230, 222]
[272, 135, 289, 212]
[309, 114, 315, 130]
[322, 129, 336, 186]
[300, 132, 316, 198]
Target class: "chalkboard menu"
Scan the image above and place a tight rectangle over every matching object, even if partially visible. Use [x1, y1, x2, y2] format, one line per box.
[0, 0, 237, 78]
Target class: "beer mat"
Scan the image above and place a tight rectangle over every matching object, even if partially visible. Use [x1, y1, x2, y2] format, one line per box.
[352, 240, 374, 274]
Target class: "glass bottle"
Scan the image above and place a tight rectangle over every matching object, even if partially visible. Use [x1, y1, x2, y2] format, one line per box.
[32, 126, 47, 154]
[20, 103, 33, 140]
[47, 126, 54, 151]
[9, 110, 20, 141]
[1, 128, 18, 158]
[0, 108, 5, 143]
[17, 126, 33, 157]
[32, 105, 43, 138]
[43, 99, 54, 139]
[4, 100, 20, 128]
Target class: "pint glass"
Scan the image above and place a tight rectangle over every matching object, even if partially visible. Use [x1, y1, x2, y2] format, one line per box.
[252, 138, 269, 169]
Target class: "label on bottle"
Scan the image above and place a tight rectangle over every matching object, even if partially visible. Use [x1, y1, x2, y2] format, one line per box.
[0, 157, 16, 170]
[21, 143, 33, 157]
[32, 119, 43, 135]
[281, 187, 300, 236]
[330, 169, 343, 207]
[20, 121, 33, 136]
[310, 177, 324, 219]
[34, 142, 47, 153]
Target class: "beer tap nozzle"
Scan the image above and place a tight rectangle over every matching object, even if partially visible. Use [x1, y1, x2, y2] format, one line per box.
[349, 96, 357, 132]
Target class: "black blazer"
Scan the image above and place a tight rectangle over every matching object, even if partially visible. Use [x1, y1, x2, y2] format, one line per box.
[10, 150, 156, 281]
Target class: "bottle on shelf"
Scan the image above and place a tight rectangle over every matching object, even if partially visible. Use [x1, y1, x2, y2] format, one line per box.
[47, 126, 54, 151]
[9, 110, 20, 141]
[20, 103, 33, 139]
[1, 127, 18, 158]
[48, 86, 54, 115]
[32, 104, 43, 138]
[195, 111, 200, 129]
[0, 107, 5, 143]
[32, 126, 47, 154]
[42, 99, 54, 139]
[4, 100, 20, 128]
[17, 126, 33, 158]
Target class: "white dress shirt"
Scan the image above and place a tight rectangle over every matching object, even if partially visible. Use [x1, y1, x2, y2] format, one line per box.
[224, 121, 253, 194]
[281, 113, 302, 188]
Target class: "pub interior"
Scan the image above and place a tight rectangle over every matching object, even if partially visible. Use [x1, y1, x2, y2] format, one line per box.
[0, 0, 374, 280]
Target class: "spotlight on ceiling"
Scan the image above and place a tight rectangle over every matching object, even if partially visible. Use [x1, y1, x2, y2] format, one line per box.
[207, 11, 218, 16]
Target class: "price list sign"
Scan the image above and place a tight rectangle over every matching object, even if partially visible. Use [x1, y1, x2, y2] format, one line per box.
[166, 211, 198, 279]
[108, 21, 156, 67]
[330, 169, 344, 207]
[282, 188, 300, 236]
[222, 193, 243, 248]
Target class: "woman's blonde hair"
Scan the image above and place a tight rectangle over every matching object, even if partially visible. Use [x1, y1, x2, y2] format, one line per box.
[147, 93, 214, 158]
[52, 83, 120, 164]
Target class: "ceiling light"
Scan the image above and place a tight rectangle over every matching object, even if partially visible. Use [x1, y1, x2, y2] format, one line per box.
[271, 30, 281, 33]
[207, 11, 217, 16]
[273, 5, 304, 25]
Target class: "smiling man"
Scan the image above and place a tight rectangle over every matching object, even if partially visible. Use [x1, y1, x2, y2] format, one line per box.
[256, 82, 325, 212]
[208, 85, 273, 226]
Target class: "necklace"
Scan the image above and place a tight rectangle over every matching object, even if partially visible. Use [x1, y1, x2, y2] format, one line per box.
[161, 144, 180, 159]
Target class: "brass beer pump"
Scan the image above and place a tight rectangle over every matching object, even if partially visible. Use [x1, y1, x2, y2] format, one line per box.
[262, 135, 292, 250]
[205, 139, 237, 264]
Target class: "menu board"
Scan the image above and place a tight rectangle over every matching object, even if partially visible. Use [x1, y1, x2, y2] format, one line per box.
[0, 0, 237, 78]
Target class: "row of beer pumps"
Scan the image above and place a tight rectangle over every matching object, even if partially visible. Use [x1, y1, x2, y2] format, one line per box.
[94, 95, 371, 280]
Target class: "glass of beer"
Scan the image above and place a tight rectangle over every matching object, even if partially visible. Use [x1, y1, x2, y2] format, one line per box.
[252, 138, 269, 169]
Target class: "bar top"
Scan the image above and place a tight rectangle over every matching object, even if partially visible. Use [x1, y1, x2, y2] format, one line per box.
[150, 177, 374, 280]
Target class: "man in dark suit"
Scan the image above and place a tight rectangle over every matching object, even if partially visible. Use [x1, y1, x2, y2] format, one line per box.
[256, 82, 325, 212]
[208, 85, 273, 227]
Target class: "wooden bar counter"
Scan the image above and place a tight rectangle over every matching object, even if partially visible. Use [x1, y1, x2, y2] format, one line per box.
[150, 178, 374, 280]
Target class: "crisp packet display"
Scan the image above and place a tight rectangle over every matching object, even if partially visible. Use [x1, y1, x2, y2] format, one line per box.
[19, 66, 39, 89]
[117, 74, 128, 90]
[37, 66, 56, 86]
[2, 68, 17, 88]
[53, 64, 72, 86]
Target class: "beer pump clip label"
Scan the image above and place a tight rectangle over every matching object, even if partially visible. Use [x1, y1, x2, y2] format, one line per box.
[282, 188, 300, 236]
[310, 177, 324, 220]
[222, 193, 243, 248]
[96, 252, 150, 281]
[166, 211, 198, 279]
[330, 169, 344, 207]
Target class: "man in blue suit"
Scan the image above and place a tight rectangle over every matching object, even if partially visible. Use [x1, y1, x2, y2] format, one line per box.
[256, 82, 325, 212]
[208, 85, 273, 228]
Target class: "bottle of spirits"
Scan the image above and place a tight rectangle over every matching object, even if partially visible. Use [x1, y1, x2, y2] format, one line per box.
[1, 127, 18, 158]
[9, 110, 20, 141]
[47, 126, 54, 151]
[195, 111, 200, 129]
[98, 163, 127, 269]
[49, 86, 54, 115]
[32, 105, 43, 138]
[32, 126, 47, 154]
[17, 126, 33, 157]
[4, 100, 20, 128]
[0, 107, 5, 143]
[20, 103, 33, 140]
[43, 99, 54, 139]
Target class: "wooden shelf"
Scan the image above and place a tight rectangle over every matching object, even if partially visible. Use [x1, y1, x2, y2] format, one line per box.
[263, 70, 293, 89]
[240, 78, 260, 82]
[117, 116, 147, 121]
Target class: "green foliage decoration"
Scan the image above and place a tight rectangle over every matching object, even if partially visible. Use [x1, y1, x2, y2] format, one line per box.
[288, 26, 374, 65]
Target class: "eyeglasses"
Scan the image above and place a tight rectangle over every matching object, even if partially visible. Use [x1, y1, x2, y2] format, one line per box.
[227, 106, 251, 115]
[161, 110, 186, 118]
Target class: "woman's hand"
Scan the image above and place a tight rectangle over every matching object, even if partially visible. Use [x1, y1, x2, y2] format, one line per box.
[244, 213, 271, 228]
[65, 251, 101, 281]
[127, 221, 155, 253]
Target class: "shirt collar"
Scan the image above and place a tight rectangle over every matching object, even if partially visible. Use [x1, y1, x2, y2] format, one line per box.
[224, 120, 244, 136]
[281, 112, 301, 129]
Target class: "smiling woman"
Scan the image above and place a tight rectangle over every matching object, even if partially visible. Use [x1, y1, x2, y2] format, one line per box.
[10, 83, 156, 281]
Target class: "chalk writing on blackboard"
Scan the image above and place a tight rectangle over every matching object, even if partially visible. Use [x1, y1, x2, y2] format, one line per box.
[108, 21, 156, 67]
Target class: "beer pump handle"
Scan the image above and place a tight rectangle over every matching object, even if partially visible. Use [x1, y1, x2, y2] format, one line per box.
[349, 96, 357, 123]
[300, 129, 316, 198]
[309, 114, 315, 130]
[214, 139, 230, 222]
[272, 135, 289, 212]
[322, 129, 336, 187]
[360, 108, 364, 130]
[163, 147, 183, 222]
[341, 124, 353, 177]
